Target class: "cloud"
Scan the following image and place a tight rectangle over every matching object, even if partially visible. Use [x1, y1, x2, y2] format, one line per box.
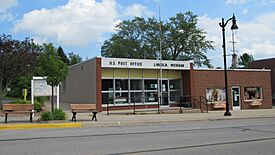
[0, 0, 17, 12]
[13, 0, 154, 47]
[0, 0, 17, 21]
[198, 12, 275, 65]
[0, 12, 15, 21]
[242, 8, 248, 14]
[13, 0, 119, 47]
[225, 0, 250, 5]
[123, 4, 154, 17]
[256, 0, 275, 6]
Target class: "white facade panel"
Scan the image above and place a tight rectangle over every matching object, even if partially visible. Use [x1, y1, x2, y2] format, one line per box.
[101, 58, 192, 70]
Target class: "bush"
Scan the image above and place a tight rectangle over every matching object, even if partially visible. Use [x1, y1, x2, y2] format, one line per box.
[11, 100, 29, 104]
[6, 87, 21, 98]
[34, 101, 42, 112]
[35, 96, 48, 106]
[41, 111, 53, 121]
[52, 109, 66, 120]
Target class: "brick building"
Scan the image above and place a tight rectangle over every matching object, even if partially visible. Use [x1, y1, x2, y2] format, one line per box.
[60, 57, 272, 112]
[248, 58, 275, 106]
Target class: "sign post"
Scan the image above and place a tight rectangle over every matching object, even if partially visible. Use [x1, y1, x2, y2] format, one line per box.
[31, 77, 59, 109]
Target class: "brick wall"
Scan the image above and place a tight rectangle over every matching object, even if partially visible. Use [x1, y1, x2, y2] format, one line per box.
[249, 59, 275, 105]
[193, 69, 272, 110]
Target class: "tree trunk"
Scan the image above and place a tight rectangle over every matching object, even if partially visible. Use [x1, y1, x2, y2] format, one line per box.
[51, 85, 54, 112]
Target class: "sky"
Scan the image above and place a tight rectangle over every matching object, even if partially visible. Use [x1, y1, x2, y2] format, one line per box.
[1, 0, 275, 68]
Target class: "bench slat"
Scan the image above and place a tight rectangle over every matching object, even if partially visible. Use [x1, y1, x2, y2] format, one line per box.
[3, 104, 34, 111]
[4, 111, 35, 114]
[70, 104, 97, 110]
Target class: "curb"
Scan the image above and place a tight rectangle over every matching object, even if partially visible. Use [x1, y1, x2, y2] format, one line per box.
[82, 115, 275, 128]
[0, 122, 83, 130]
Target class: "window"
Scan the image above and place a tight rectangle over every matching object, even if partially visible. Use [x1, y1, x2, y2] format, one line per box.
[115, 79, 128, 91]
[169, 79, 181, 90]
[130, 92, 143, 103]
[144, 80, 158, 90]
[115, 92, 129, 104]
[145, 92, 158, 102]
[206, 88, 226, 103]
[130, 80, 142, 90]
[244, 87, 262, 100]
[170, 91, 181, 102]
[102, 79, 113, 91]
[102, 92, 114, 105]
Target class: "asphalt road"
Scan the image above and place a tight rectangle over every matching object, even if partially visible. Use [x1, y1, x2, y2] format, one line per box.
[1, 118, 275, 155]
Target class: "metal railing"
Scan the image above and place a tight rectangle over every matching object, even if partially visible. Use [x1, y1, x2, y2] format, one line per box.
[105, 95, 211, 115]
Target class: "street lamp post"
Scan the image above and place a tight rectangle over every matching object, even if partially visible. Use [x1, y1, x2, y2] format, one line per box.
[219, 14, 238, 116]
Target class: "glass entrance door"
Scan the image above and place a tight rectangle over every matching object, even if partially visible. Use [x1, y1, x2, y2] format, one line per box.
[159, 80, 169, 106]
[232, 86, 241, 110]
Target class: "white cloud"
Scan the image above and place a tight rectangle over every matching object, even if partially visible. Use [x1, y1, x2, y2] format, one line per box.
[242, 8, 248, 14]
[0, 0, 17, 21]
[13, 0, 154, 47]
[256, 0, 275, 6]
[0, 0, 17, 12]
[225, 0, 249, 5]
[123, 4, 154, 17]
[13, 0, 118, 47]
[0, 12, 15, 21]
[198, 12, 275, 66]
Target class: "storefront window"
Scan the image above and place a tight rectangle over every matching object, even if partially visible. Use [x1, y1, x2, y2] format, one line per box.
[144, 80, 158, 90]
[169, 79, 181, 90]
[115, 92, 129, 104]
[145, 92, 158, 102]
[115, 79, 128, 91]
[102, 92, 114, 105]
[244, 87, 262, 100]
[130, 80, 143, 90]
[130, 92, 143, 103]
[206, 88, 226, 103]
[170, 91, 181, 102]
[102, 79, 113, 91]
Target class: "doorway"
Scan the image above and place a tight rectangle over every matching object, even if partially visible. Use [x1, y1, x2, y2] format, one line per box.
[232, 86, 241, 110]
[159, 80, 169, 106]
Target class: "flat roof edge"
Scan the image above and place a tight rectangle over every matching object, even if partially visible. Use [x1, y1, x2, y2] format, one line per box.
[194, 68, 271, 72]
[69, 56, 100, 68]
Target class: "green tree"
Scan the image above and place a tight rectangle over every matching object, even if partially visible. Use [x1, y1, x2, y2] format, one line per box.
[57, 46, 69, 65]
[101, 12, 214, 68]
[68, 52, 82, 66]
[0, 34, 38, 107]
[238, 53, 254, 68]
[38, 43, 68, 112]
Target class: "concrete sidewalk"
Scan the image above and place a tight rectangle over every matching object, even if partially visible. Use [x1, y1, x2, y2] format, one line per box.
[1, 109, 275, 130]
[81, 109, 275, 127]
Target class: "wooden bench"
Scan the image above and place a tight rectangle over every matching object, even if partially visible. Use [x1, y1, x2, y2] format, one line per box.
[70, 104, 98, 122]
[212, 103, 226, 109]
[3, 104, 34, 123]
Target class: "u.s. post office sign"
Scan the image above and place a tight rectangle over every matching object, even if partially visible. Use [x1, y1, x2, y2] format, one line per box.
[101, 58, 193, 70]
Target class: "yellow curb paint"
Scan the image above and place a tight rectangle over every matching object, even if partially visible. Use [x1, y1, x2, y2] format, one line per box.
[0, 123, 83, 130]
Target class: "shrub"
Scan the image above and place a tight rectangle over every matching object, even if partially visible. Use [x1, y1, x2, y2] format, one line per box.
[11, 100, 29, 104]
[34, 101, 42, 112]
[35, 96, 48, 106]
[6, 87, 21, 98]
[41, 111, 53, 121]
[52, 109, 66, 120]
